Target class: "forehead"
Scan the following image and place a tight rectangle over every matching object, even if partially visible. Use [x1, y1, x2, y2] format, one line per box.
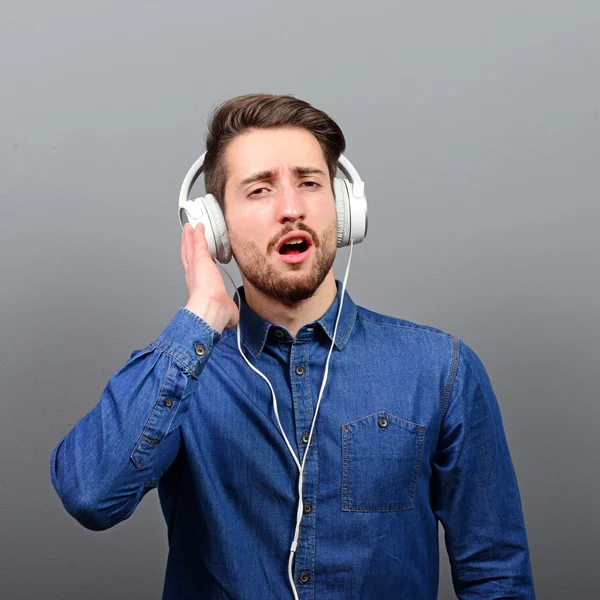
[224, 127, 327, 183]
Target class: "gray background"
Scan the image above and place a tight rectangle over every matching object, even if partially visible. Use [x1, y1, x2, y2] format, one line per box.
[1, 0, 598, 598]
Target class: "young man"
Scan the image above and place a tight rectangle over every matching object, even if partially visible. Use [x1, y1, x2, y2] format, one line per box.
[50, 94, 535, 599]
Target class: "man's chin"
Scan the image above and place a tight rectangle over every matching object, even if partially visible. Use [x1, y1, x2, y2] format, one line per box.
[262, 276, 321, 303]
[239, 265, 327, 304]
[275, 280, 324, 303]
[234, 237, 337, 304]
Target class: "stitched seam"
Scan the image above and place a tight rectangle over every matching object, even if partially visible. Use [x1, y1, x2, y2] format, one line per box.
[304, 343, 312, 451]
[303, 343, 309, 412]
[256, 324, 270, 357]
[343, 507, 417, 513]
[319, 299, 357, 350]
[220, 329, 237, 343]
[357, 314, 453, 340]
[244, 322, 271, 359]
[177, 307, 219, 337]
[341, 426, 349, 510]
[131, 363, 177, 468]
[409, 426, 426, 506]
[441, 337, 461, 421]
[308, 343, 316, 597]
[149, 340, 198, 376]
[339, 303, 358, 348]
[345, 410, 423, 429]
[310, 413, 317, 600]
[290, 342, 300, 465]
[311, 419, 317, 530]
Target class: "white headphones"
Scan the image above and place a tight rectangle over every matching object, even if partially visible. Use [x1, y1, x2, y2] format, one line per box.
[178, 152, 368, 262]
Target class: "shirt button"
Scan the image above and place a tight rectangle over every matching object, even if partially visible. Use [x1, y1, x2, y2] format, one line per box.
[301, 431, 310, 443]
[303, 503, 312, 514]
[164, 398, 173, 408]
[275, 329, 284, 338]
[194, 344, 206, 356]
[299, 572, 310, 584]
[295, 365, 305, 376]
[378, 416, 388, 428]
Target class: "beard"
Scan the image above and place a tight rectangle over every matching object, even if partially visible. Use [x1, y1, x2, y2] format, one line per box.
[230, 219, 337, 303]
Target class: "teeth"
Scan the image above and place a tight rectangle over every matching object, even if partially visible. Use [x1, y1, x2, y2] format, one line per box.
[285, 238, 304, 245]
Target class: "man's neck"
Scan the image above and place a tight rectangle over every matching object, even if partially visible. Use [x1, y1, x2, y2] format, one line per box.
[241, 272, 338, 339]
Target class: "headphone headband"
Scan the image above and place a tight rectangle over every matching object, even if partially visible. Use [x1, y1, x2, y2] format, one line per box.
[179, 152, 208, 210]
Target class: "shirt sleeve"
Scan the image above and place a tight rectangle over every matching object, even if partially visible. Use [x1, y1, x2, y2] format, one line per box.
[50, 307, 221, 531]
[431, 339, 536, 599]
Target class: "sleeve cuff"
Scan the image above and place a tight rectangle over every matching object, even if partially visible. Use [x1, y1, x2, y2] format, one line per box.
[149, 307, 222, 378]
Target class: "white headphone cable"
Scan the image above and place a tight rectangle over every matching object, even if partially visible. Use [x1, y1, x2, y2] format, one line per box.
[286, 239, 354, 599]
[216, 239, 354, 599]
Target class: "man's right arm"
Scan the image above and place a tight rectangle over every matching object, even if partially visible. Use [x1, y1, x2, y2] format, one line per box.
[49, 306, 221, 531]
[51, 221, 239, 531]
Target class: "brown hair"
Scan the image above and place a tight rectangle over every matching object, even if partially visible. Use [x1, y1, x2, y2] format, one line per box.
[203, 93, 346, 213]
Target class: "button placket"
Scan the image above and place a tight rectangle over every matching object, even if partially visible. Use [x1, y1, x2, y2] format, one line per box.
[289, 339, 316, 591]
[291, 342, 313, 464]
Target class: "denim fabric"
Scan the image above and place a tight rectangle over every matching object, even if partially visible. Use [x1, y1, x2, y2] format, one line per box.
[50, 280, 535, 599]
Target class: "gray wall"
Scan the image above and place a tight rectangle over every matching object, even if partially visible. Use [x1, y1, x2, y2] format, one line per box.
[1, 1, 598, 598]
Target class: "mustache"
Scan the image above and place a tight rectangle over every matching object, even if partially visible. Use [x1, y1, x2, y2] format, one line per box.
[267, 222, 320, 254]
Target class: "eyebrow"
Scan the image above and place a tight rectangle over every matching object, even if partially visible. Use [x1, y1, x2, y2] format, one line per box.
[237, 166, 327, 188]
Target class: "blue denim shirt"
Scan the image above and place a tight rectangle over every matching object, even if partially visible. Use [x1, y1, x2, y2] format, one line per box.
[50, 280, 535, 599]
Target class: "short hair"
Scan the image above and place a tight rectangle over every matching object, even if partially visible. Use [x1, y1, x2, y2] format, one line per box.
[203, 93, 346, 213]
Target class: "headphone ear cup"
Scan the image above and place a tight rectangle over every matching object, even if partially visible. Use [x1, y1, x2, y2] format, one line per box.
[179, 199, 219, 260]
[201, 194, 231, 264]
[179, 195, 231, 263]
[333, 177, 351, 248]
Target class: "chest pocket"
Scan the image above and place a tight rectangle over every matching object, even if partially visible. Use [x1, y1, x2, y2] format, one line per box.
[341, 411, 425, 512]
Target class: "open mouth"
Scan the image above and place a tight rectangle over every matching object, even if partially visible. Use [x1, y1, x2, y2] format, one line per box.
[279, 239, 309, 255]
[277, 236, 313, 264]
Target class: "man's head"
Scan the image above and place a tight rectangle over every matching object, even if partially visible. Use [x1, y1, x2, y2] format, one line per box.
[204, 94, 346, 212]
[203, 94, 347, 303]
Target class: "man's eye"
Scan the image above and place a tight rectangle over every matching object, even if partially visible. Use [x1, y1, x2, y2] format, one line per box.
[249, 187, 268, 197]
[301, 181, 320, 188]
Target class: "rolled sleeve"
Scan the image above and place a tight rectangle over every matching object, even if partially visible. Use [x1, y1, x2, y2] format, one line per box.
[150, 307, 222, 378]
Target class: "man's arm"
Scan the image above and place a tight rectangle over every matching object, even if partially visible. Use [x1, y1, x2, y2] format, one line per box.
[50, 307, 220, 531]
[51, 221, 238, 531]
[431, 339, 536, 599]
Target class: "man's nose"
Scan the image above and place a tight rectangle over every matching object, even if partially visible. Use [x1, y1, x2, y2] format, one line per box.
[276, 183, 305, 223]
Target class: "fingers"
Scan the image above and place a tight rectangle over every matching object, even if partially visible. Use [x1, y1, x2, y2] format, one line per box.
[183, 222, 196, 271]
[193, 221, 208, 256]
[181, 221, 208, 268]
[181, 225, 188, 270]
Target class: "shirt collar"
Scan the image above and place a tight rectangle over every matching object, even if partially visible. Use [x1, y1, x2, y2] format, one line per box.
[233, 280, 357, 359]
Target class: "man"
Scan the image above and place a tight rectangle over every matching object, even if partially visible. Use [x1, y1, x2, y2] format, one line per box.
[50, 94, 535, 599]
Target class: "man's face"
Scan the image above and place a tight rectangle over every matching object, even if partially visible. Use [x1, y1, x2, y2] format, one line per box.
[223, 127, 337, 303]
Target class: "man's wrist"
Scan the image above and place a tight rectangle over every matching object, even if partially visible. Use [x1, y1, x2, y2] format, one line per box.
[184, 297, 230, 333]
